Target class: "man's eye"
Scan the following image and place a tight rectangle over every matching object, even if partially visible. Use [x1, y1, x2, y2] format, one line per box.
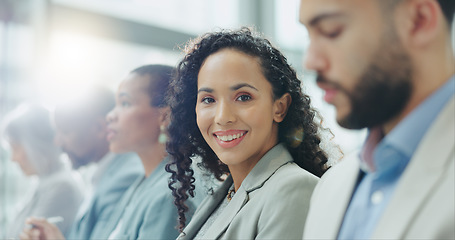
[326, 30, 341, 38]
[322, 27, 343, 38]
[121, 101, 131, 107]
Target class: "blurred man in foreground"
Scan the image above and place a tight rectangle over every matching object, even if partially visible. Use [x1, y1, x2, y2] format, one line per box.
[299, 0, 454, 239]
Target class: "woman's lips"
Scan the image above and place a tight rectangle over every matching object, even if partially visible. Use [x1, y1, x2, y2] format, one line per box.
[106, 128, 117, 141]
[213, 130, 248, 148]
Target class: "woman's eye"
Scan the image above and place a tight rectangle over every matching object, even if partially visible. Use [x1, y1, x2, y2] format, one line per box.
[201, 97, 215, 104]
[236, 94, 252, 102]
[121, 101, 131, 107]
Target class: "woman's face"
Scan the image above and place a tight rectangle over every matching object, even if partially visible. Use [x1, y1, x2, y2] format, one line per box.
[106, 73, 163, 153]
[196, 49, 288, 172]
[9, 142, 36, 176]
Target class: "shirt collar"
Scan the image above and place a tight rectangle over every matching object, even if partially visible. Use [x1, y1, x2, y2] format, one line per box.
[361, 75, 455, 172]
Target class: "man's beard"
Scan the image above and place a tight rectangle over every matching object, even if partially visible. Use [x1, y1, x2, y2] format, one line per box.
[317, 33, 413, 129]
[64, 149, 91, 169]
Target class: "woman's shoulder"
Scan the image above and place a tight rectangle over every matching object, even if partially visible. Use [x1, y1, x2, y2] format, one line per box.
[252, 162, 318, 200]
[251, 163, 317, 221]
[272, 162, 319, 184]
[140, 171, 175, 203]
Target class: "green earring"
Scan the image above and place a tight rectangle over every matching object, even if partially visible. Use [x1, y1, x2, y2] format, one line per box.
[158, 125, 168, 144]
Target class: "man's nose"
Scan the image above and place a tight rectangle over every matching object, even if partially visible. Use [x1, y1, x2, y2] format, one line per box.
[304, 42, 329, 72]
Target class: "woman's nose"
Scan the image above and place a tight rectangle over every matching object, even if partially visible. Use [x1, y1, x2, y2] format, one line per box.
[215, 101, 236, 125]
[106, 109, 117, 124]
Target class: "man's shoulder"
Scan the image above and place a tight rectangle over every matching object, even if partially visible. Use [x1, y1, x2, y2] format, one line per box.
[321, 152, 360, 182]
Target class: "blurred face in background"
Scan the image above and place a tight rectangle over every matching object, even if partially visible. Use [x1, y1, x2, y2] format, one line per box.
[9, 142, 37, 176]
[106, 73, 163, 154]
[54, 114, 105, 168]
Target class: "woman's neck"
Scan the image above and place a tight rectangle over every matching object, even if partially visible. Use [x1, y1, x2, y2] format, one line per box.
[227, 141, 278, 191]
[228, 158, 261, 191]
[137, 143, 167, 177]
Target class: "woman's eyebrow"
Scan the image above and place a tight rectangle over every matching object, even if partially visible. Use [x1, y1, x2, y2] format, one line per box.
[197, 83, 258, 94]
[118, 92, 131, 98]
[197, 87, 213, 94]
[230, 83, 258, 91]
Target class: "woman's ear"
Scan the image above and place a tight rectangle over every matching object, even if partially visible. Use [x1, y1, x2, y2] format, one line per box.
[273, 93, 292, 123]
[159, 107, 171, 128]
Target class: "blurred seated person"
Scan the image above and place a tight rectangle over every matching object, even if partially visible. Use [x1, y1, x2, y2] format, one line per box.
[22, 65, 203, 239]
[1, 104, 83, 238]
[51, 86, 143, 239]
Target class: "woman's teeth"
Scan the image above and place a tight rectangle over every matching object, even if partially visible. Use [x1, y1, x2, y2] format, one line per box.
[216, 132, 245, 142]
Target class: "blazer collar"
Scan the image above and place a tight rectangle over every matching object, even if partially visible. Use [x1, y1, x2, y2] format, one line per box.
[178, 176, 233, 240]
[102, 157, 168, 236]
[317, 154, 361, 239]
[372, 96, 455, 239]
[241, 143, 293, 192]
[202, 143, 293, 239]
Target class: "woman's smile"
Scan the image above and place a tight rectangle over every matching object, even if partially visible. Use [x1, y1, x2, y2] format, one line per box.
[213, 130, 248, 148]
[196, 48, 280, 168]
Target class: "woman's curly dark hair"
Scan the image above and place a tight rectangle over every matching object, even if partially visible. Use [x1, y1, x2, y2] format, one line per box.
[166, 27, 330, 232]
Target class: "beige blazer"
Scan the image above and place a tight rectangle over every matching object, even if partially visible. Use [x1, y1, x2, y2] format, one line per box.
[178, 143, 319, 240]
[303, 97, 455, 239]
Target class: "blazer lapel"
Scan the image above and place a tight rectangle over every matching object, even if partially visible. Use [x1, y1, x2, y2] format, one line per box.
[102, 175, 144, 235]
[201, 144, 297, 239]
[316, 155, 362, 239]
[183, 144, 294, 239]
[69, 194, 94, 238]
[178, 177, 233, 240]
[372, 97, 455, 239]
[203, 184, 249, 239]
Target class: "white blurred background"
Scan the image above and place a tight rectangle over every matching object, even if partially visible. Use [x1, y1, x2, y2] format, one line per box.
[0, 0, 370, 235]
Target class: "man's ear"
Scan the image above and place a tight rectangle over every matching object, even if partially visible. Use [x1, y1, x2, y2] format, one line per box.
[159, 107, 171, 128]
[397, 0, 441, 48]
[273, 93, 292, 123]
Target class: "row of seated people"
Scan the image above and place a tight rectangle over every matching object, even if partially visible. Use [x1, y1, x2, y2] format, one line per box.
[2, 0, 454, 236]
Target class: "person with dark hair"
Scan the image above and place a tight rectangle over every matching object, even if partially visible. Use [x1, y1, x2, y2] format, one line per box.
[19, 87, 143, 239]
[22, 65, 203, 239]
[1, 104, 83, 238]
[166, 28, 332, 239]
[299, 0, 454, 239]
[97, 64, 202, 239]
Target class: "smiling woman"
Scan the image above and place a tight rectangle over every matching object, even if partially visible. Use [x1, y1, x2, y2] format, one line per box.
[166, 27, 333, 239]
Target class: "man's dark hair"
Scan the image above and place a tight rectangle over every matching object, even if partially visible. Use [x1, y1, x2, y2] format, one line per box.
[380, 0, 453, 27]
[438, 0, 455, 25]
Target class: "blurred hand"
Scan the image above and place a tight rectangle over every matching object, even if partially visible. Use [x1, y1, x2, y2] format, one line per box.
[19, 217, 66, 240]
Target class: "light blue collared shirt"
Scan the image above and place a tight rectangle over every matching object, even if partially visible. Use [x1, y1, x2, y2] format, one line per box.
[338, 75, 455, 239]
